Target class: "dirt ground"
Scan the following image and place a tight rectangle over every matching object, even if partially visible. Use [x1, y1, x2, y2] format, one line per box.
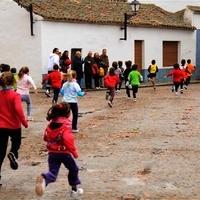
[1, 83, 200, 200]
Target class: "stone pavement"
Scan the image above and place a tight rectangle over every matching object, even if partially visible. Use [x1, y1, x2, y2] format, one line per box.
[1, 83, 200, 200]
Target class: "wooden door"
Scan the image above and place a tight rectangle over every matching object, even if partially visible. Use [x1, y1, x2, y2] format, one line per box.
[134, 40, 142, 73]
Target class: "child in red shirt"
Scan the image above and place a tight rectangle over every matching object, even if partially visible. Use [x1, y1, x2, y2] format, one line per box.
[104, 62, 121, 107]
[42, 64, 62, 105]
[35, 102, 83, 198]
[0, 72, 28, 186]
[164, 63, 184, 95]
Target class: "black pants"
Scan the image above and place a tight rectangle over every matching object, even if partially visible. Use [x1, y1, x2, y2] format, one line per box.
[0, 128, 21, 178]
[85, 73, 92, 89]
[132, 85, 138, 98]
[125, 86, 130, 98]
[68, 103, 78, 130]
[185, 76, 191, 86]
[93, 74, 99, 88]
[53, 88, 60, 103]
[173, 82, 180, 92]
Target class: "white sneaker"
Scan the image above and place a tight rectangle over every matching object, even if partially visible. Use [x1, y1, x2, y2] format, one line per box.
[95, 87, 99, 90]
[0, 179, 2, 186]
[184, 85, 188, 90]
[70, 188, 84, 198]
[127, 97, 131, 100]
[108, 101, 113, 107]
[175, 92, 179, 95]
[35, 175, 46, 196]
[134, 98, 137, 102]
[27, 116, 33, 121]
[116, 90, 120, 93]
[72, 129, 79, 133]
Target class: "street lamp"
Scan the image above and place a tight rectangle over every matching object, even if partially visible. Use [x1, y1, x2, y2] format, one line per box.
[120, 0, 141, 40]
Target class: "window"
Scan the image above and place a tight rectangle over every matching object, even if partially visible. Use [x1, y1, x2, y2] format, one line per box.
[163, 41, 178, 67]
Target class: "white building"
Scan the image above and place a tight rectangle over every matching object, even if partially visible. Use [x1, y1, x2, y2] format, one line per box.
[0, 0, 200, 86]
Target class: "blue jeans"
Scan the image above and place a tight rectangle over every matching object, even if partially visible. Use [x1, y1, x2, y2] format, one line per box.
[20, 94, 31, 117]
[42, 153, 81, 186]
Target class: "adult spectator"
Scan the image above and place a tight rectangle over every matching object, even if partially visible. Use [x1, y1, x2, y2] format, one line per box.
[73, 51, 84, 88]
[45, 47, 60, 97]
[84, 51, 93, 89]
[60, 50, 71, 73]
[100, 49, 109, 87]
[92, 52, 101, 89]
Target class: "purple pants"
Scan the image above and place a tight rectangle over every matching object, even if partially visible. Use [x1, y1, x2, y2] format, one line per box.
[42, 153, 81, 186]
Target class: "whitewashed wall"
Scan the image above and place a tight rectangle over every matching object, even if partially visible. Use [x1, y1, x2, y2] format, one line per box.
[41, 21, 196, 72]
[0, 1, 42, 86]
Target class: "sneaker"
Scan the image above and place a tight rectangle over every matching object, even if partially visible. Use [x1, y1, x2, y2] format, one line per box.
[95, 87, 99, 90]
[0, 179, 2, 186]
[184, 85, 188, 90]
[172, 86, 175, 92]
[181, 89, 183, 94]
[105, 92, 110, 100]
[108, 101, 113, 107]
[52, 100, 56, 106]
[70, 188, 84, 198]
[134, 98, 137, 102]
[45, 91, 51, 97]
[27, 116, 33, 121]
[175, 92, 179, 95]
[35, 175, 46, 196]
[127, 97, 131, 100]
[7, 152, 18, 170]
[116, 90, 120, 94]
[148, 78, 151, 82]
[72, 129, 79, 133]
[154, 86, 156, 91]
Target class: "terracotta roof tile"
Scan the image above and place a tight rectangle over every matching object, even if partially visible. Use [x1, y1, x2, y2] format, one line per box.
[13, 0, 196, 30]
[187, 5, 200, 14]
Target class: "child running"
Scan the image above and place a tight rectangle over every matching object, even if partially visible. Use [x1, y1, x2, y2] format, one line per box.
[35, 102, 83, 198]
[104, 63, 121, 107]
[16, 66, 38, 121]
[164, 63, 184, 95]
[10, 68, 18, 91]
[123, 60, 132, 99]
[127, 64, 143, 102]
[147, 59, 158, 90]
[60, 70, 85, 133]
[0, 72, 28, 186]
[42, 64, 62, 106]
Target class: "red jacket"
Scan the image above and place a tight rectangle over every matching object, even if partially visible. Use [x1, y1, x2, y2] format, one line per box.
[44, 118, 78, 158]
[42, 70, 61, 89]
[0, 90, 28, 129]
[167, 69, 184, 82]
[104, 74, 121, 88]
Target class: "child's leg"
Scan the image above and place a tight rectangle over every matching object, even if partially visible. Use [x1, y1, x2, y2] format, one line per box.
[109, 87, 115, 103]
[69, 103, 78, 130]
[126, 86, 130, 98]
[63, 154, 81, 188]
[35, 153, 61, 196]
[174, 82, 180, 93]
[53, 88, 60, 103]
[21, 94, 32, 117]
[132, 86, 138, 99]
[0, 128, 10, 182]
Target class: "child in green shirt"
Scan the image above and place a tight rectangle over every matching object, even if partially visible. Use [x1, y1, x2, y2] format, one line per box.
[10, 68, 18, 91]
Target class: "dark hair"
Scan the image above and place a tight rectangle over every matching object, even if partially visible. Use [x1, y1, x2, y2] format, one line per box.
[0, 64, 10, 72]
[125, 60, 132, 69]
[53, 64, 59, 70]
[132, 64, 138, 70]
[18, 66, 29, 79]
[187, 59, 191, 64]
[151, 60, 156, 65]
[0, 72, 15, 88]
[112, 61, 118, 69]
[53, 48, 59, 53]
[60, 50, 69, 60]
[46, 102, 71, 121]
[118, 61, 123, 67]
[181, 59, 186, 66]
[108, 67, 116, 76]
[11, 68, 17, 73]
[174, 63, 179, 69]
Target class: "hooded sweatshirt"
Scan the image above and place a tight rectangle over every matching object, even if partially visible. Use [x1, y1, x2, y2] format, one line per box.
[44, 117, 78, 158]
[48, 53, 60, 71]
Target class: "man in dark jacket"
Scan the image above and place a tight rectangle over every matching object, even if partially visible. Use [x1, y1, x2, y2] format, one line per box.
[84, 51, 93, 89]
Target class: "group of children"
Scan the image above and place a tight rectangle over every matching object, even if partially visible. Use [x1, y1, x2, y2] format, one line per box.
[164, 59, 196, 95]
